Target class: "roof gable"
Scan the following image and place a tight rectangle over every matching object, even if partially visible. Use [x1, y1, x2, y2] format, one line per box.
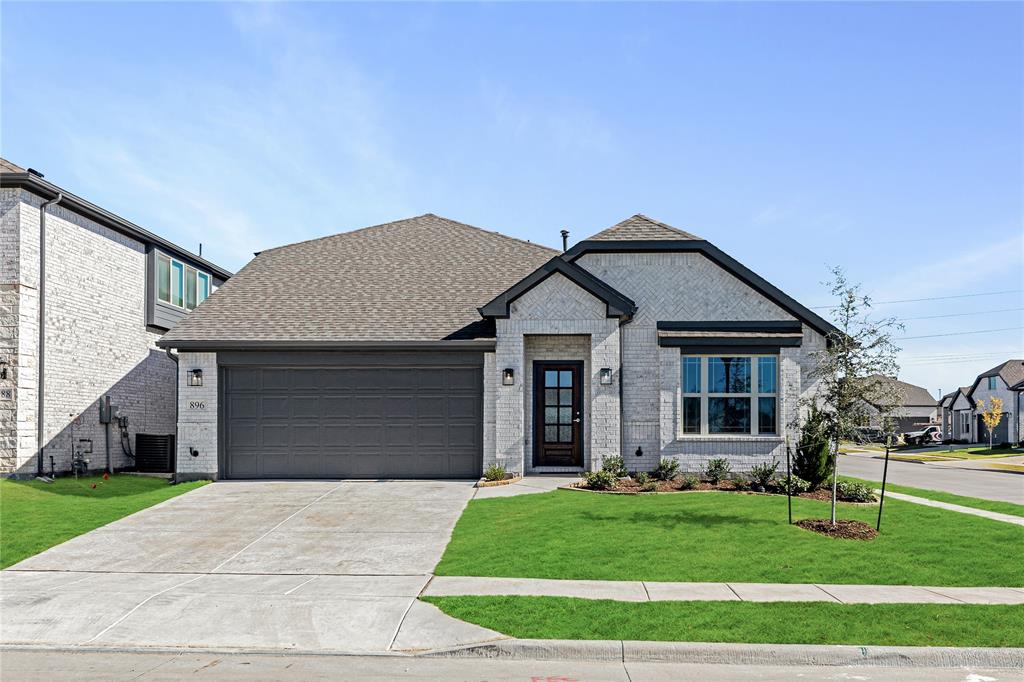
[968, 359, 1024, 396]
[160, 214, 558, 348]
[587, 214, 700, 241]
[479, 256, 636, 320]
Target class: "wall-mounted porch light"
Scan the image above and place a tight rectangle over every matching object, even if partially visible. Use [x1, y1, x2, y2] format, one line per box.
[502, 368, 515, 386]
[0, 358, 8, 381]
[599, 368, 613, 385]
[188, 368, 204, 387]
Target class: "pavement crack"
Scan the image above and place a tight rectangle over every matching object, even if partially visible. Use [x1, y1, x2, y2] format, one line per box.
[79, 575, 203, 645]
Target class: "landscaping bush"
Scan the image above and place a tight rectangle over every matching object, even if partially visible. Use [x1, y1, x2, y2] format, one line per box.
[749, 461, 779, 489]
[633, 471, 651, 486]
[837, 480, 876, 502]
[483, 465, 507, 482]
[678, 475, 700, 490]
[794, 405, 832, 489]
[997, 442, 1013, 450]
[652, 459, 680, 481]
[704, 458, 731, 484]
[602, 455, 628, 477]
[731, 475, 751, 491]
[582, 469, 618, 491]
[779, 474, 810, 495]
[640, 479, 658, 493]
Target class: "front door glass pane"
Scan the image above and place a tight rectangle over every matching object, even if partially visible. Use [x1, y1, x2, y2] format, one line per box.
[559, 426, 572, 442]
[559, 389, 572, 405]
[545, 371, 558, 387]
[545, 425, 558, 442]
[559, 371, 572, 387]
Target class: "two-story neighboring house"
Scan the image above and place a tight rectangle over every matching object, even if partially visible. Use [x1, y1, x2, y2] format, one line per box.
[1, 159, 231, 477]
[966, 359, 1024, 445]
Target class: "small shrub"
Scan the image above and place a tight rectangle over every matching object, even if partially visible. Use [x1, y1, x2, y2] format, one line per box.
[678, 475, 700, 490]
[779, 475, 810, 495]
[652, 459, 680, 481]
[731, 475, 750, 491]
[997, 441, 1013, 450]
[582, 469, 618, 491]
[633, 471, 651, 486]
[704, 458, 731, 484]
[602, 455, 628, 477]
[483, 465, 507, 482]
[749, 460, 779, 488]
[837, 480, 876, 502]
[794, 405, 833, 490]
[640, 480, 658, 493]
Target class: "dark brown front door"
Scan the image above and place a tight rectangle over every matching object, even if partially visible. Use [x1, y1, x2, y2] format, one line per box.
[533, 362, 583, 467]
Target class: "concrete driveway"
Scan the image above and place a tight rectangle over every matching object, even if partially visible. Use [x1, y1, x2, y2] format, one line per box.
[1, 480, 502, 653]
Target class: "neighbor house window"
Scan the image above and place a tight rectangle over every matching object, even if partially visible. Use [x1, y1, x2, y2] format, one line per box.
[680, 355, 777, 436]
[959, 411, 970, 436]
[987, 376, 998, 390]
[156, 252, 211, 310]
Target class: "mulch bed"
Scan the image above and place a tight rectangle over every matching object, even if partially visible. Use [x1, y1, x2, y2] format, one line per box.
[795, 518, 878, 540]
[573, 476, 875, 503]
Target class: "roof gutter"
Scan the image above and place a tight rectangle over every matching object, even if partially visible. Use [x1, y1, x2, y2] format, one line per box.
[1, 172, 232, 280]
[36, 192, 62, 477]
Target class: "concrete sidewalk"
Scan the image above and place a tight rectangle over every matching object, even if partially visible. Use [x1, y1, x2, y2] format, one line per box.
[424, 576, 1024, 604]
[879, 490, 1024, 525]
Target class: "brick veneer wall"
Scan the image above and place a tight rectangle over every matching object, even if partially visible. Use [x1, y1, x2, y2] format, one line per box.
[576, 251, 825, 473]
[2, 190, 176, 476]
[490, 273, 620, 474]
[174, 351, 219, 480]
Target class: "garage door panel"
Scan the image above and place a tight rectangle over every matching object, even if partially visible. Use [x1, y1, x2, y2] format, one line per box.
[447, 368, 479, 390]
[224, 362, 481, 479]
[448, 396, 479, 420]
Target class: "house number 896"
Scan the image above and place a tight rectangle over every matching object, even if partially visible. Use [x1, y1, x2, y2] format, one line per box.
[189, 401, 206, 410]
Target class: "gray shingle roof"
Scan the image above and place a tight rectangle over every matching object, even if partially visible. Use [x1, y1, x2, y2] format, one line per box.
[587, 214, 701, 241]
[0, 157, 26, 173]
[972, 359, 1024, 393]
[159, 214, 558, 346]
[867, 375, 935, 407]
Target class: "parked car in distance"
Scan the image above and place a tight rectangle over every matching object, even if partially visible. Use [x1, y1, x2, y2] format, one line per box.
[903, 425, 942, 446]
[851, 426, 894, 444]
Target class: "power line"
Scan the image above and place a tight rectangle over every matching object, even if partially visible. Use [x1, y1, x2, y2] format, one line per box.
[898, 307, 1024, 322]
[898, 326, 1023, 340]
[811, 289, 1022, 310]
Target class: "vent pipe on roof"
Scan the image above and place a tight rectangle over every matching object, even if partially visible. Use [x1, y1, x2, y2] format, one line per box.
[560, 230, 569, 252]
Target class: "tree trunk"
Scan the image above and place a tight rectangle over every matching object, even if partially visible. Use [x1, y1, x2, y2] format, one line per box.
[830, 437, 839, 525]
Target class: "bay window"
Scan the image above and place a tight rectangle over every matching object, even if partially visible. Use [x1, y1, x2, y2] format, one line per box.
[680, 355, 778, 436]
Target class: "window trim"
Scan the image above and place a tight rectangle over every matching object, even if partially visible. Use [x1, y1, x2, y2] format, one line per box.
[987, 376, 998, 390]
[156, 251, 211, 311]
[679, 354, 779, 437]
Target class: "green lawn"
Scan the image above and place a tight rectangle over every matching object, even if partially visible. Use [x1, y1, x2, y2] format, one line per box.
[928, 447, 1020, 460]
[844, 476, 1024, 518]
[435, 490, 1024, 586]
[0, 475, 207, 569]
[425, 596, 1024, 647]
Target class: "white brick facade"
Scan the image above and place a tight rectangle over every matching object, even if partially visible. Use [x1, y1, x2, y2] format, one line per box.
[174, 351, 219, 480]
[1, 188, 177, 476]
[486, 252, 826, 475]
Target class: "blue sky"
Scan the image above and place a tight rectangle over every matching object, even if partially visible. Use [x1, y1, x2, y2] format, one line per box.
[3, 2, 1021, 395]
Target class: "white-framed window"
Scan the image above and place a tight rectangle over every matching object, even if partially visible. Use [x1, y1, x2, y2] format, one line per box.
[680, 355, 778, 436]
[156, 252, 211, 310]
[987, 376, 998, 390]
[959, 411, 970, 435]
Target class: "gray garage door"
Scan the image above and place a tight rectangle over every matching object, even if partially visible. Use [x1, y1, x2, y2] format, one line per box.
[223, 363, 482, 479]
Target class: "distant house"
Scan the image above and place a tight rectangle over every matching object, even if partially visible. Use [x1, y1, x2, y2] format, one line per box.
[859, 375, 937, 433]
[946, 386, 976, 442]
[937, 390, 957, 441]
[965, 360, 1024, 445]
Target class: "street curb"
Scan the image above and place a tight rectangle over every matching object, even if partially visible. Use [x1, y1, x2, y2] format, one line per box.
[423, 639, 1024, 668]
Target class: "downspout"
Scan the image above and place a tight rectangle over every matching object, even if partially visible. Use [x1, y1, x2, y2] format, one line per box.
[36, 193, 62, 477]
[165, 348, 179, 483]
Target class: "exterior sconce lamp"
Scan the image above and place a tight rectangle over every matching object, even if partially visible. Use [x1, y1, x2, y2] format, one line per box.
[599, 368, 613, 385]
[0, 359, 7, 380]
[502, 368, 515, 386]
[188, 368, 204, 387]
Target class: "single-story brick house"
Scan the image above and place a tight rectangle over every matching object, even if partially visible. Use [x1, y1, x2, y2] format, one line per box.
[158, 213, 838, 481]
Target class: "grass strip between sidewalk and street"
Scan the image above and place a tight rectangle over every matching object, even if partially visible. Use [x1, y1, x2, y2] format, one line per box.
[0, 475, 207, 569]
[842, 476, 1024, 518]
[425, 596, 1024, 648]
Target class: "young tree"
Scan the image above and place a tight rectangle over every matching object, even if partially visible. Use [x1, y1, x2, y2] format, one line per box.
[979, 397, 1004, 451]
[794, 404, 832, 489]
[808, 267, 904, 524]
